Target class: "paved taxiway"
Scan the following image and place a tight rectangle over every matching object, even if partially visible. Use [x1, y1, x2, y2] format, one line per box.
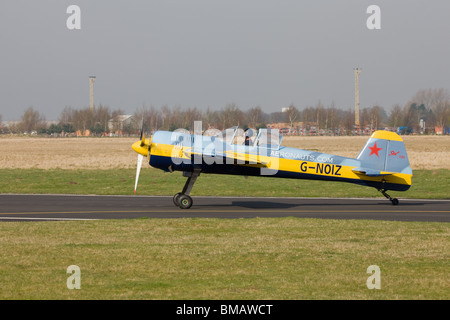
[0, 194, 448, 222]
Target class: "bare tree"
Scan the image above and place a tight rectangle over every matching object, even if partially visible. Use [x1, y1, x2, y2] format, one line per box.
[133, 105, 159, 133]
[246, 106, 262, 129]
[19, 107, 46, 133]
[408, 88, 450, 129]
[410, 88, 448, 110]
[73, 108, 95, 133]
[160, 104, 172, 130]
[315, 101, 324, 129]
[300, 107, 315, 124]
[434, 100, 450, 130]
[268, 111, 284, 124]
[403, 103, 427, 132]
[59, 106, 75, 124]
[326, 106, 340, 134]
[95, 104, 111, 133]
[368, 105, 385, 131]
[183, 107, 202, 131]
[171, 105, 184, 130]
[285, 104, 299, 134]
[388, 104, 403, 128]
[220, 103, 243, 129]
[342, 109, 355, 134]
[203, 107, 220, 129]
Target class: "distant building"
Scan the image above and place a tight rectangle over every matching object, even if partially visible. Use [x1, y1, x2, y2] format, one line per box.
[108, 115, 133, 131]
[108, 115, 136, 135]
[267, 122, 319, 135]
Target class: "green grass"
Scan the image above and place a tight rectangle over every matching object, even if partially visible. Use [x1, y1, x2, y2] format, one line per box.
[0, 218, 448, 299]
[0, 168, 449, 199]
[0, 168, 448, 300]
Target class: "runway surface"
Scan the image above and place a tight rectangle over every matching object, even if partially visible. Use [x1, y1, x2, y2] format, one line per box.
[0, 194, 449, 222]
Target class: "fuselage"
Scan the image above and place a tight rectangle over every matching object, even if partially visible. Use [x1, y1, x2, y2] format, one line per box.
[145, 131, 412, 192]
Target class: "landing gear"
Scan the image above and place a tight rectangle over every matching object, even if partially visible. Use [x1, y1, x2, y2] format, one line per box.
[173, 169, 201, 209]
[379, 189, 399, 205]
[173, 192, 183, 206]
[178, 194, 193, 209]
[378, 180, 399, 205]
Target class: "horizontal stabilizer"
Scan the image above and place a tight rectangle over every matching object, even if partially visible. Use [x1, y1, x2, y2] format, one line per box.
[352, 167, 392, 177]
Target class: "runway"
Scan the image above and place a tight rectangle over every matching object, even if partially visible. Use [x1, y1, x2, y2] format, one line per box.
[0, 194, 449, 222]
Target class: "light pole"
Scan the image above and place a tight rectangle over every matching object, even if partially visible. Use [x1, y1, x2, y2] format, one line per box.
[354, 68, 361, 129]
[89, 76, 96, 111]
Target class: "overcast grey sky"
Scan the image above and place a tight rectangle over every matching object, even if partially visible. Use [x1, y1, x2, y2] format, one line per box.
[1, 0, 449, 120]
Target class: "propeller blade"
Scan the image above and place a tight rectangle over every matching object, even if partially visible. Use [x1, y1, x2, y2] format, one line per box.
[139, 118, 144, 140]
[134, 154, 144, 194]
[140, 131, 146, 147]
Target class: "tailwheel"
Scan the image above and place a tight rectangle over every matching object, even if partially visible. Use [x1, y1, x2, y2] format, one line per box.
[178, 194, 193, 209]
[379, 189, 399, 205]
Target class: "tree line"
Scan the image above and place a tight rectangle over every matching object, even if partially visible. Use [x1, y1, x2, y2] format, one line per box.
[1, 88, 448, 136]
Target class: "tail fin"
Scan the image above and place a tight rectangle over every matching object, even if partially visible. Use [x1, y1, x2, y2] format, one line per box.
[355, 130, 412, 176]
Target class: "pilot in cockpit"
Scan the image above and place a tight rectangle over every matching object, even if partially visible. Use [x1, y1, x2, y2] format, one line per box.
[244, 129, 253, 146]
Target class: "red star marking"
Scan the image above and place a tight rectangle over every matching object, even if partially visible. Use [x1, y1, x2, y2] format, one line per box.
[368, 142, 382, 157]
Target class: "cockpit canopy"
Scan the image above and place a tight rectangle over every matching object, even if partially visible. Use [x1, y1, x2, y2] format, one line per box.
[169, 126, 283, 150]
[209, 126, 282, 149]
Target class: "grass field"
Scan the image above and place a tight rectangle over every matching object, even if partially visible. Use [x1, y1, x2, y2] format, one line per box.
[0, 218, 448, 299]
[0, 168, 449, 199]
[0, 135, 449, 300]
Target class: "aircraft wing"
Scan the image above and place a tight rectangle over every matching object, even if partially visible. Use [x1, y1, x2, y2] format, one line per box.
[180, 148, 269, 167]
[221, 150, 270, 167]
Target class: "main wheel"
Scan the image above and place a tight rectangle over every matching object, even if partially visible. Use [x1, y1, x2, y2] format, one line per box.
[178, 195, 193, 209]
[391, 198, 399, 205]
[173, 192, 183, 207]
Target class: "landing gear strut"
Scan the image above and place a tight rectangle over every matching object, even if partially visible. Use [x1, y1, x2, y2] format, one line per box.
[378, 188, 399, 205]
[173, 169, 201, 209]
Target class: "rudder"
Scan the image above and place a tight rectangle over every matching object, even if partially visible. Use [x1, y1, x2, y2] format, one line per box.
[356, 130, 412, 175]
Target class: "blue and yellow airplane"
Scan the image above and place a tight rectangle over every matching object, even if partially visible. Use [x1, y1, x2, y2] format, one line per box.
[132, 126, 412, 209]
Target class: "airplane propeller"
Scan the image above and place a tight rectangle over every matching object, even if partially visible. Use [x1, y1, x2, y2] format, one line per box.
[134, 154, 143, 195]
[132, 124, 151, 194]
